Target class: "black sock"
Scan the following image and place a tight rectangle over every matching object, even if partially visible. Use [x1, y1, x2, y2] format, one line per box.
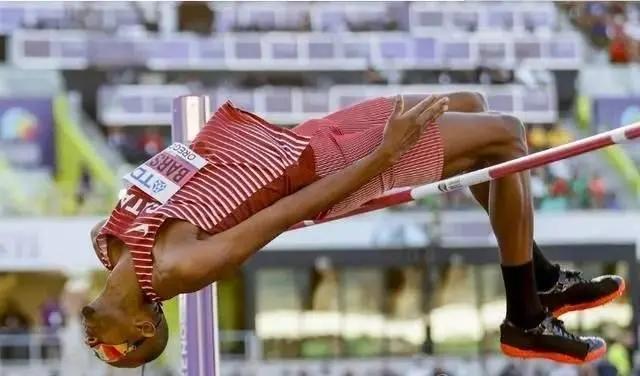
[501, 261, 546, 329]
[532, 241, 560, 292]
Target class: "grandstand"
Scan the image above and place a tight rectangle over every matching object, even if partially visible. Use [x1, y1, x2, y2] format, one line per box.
[0, 2, 638, 376]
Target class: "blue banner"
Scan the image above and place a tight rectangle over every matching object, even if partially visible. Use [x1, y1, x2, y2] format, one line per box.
[592, 97, 640, 132]
[0, 98, 55, 170]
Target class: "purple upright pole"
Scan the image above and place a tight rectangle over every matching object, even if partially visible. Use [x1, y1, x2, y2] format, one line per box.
[172, 95, 220, 376]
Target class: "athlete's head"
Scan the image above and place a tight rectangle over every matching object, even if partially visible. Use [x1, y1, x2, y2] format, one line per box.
[82, 298, 168, 368]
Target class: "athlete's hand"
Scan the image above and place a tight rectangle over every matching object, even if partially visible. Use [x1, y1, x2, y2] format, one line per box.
[377, 95, 449, 162]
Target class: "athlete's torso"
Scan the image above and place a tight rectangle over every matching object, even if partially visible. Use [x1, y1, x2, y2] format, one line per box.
[94, 102, 316, 301]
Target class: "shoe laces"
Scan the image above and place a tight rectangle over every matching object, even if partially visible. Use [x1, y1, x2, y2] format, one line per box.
[546, 317, 579, 341]
[561, 269, 587, 286]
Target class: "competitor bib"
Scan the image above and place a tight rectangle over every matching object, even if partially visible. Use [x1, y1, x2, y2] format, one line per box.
[123, 143, 207, 204]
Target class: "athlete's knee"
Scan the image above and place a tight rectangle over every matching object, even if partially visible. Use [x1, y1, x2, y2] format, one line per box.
[496, 114, 528, 157]
[476, 114, 527, 163]
[461, 91, 489, 113]
[444, 91, 489, 113]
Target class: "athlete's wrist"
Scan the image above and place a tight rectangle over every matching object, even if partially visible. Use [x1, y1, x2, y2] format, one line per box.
[373, 144, 400, 165]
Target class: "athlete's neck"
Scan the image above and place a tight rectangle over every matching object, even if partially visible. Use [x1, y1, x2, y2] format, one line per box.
[101, 251, 146, 310]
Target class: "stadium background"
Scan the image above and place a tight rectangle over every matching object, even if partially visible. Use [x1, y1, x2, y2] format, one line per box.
[0, 1, 639, 375]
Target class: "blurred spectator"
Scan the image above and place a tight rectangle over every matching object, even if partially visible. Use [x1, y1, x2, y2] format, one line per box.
[76, 167, 93, 206]
[137, 127, 166, 159]
[299, 14, 312, 32]
[541, 177, 570, 211]
[570, 171, 590, 209]
[364, 66, 388, 85]
[0, 299, 31, 360]
[547, 124, 573, 147]
[528, 123, 573, 151]
[40, 297, 64, 359]
[588, 173, 607, 209]
[41, 297, 64, 331]
[0, 300, 30, 332]
[610, 17, 632, 63]
[131, 2, 160, 33]
[528, 125, 548, 152]
[565, 2, 640, 63]
[605, 326, 633, 376]
[178, 1, 214, 35]
[107, 126, 129, 151]
[550, 175, 571, 198]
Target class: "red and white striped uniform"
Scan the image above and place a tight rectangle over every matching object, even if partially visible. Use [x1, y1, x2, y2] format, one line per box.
[293, 97, 444, 218]
[95, 97, 444, 302]
[95, 102, 314, 302]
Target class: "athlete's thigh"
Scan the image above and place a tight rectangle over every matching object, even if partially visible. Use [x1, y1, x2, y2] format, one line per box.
[386, 111, 508, 188]
[434, 112, 511, 178]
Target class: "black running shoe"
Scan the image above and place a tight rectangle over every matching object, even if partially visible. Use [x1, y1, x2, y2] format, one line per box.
[500, 316, 606, 364]
[538, 268, 625, 317]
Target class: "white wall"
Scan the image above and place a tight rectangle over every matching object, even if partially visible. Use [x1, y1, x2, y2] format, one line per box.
[0, 210, 638, 272]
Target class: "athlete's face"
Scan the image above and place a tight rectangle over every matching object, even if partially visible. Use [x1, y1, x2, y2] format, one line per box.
[81, 300, 167, 367]
[81, 301, 142, 350]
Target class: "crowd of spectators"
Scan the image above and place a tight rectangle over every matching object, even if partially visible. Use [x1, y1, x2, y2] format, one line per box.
[562, 2, 640, 64]
[0, 296, 65, 363]
[0, 1, 629, 218]
[106, 126, 169, 164]
[439, 124, 620, 212]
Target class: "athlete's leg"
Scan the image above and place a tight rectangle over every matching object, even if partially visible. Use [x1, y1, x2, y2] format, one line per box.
[428, 112, 605, 362]
[320, 108, 540, 278]
[434, 113, 536, 265]
[309, 95, 606, 362]
[403, 94, 560, 290]
[404, 94, 623, 314]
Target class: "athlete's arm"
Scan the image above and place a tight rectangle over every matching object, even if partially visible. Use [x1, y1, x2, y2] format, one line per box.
[165, 95, 449, 295]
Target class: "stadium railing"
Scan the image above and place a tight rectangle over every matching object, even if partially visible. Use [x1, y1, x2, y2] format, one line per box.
[0, 2, 560, 35]
[97, 83, 558, 126]
[9, 30, 584, 71]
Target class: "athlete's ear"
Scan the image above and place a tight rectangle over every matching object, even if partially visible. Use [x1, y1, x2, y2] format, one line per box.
[136, 320, 157, 338]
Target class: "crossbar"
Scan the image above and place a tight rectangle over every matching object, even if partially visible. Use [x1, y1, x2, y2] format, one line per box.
[290, 122, 640, 230]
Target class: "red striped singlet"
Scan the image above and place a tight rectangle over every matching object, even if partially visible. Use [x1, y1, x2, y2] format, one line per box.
[95, 102, 314, 302]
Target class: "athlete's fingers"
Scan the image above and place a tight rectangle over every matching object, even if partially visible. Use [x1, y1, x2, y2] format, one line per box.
[416, 97, 449, 126]
[426, 106, 447, 128]
[404, 95, 440, 119]
[390, 94, 404, 118]
[420, 101, 447, 127]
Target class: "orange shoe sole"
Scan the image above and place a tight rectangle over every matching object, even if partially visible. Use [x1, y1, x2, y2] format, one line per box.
[552, 279, 626, 317]
[501, 342, 607, 364]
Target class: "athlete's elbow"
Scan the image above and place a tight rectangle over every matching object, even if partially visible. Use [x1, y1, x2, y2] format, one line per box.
[170, 261, 221, 295]
[158, 248, 230, 295]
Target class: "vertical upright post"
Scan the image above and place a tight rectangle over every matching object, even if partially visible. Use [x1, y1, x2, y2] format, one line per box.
[172, 95, 220, 376]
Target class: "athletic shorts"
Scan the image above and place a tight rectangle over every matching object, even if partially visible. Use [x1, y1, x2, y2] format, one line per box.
[292, 97, 444, 219]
